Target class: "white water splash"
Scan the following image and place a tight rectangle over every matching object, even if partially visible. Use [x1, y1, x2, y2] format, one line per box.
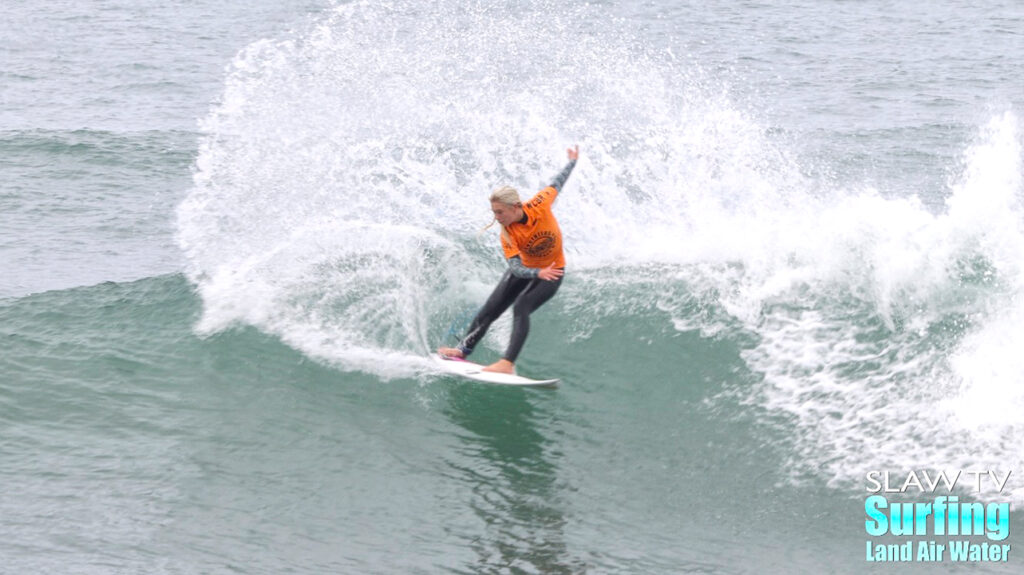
[176, 0, 735, 377]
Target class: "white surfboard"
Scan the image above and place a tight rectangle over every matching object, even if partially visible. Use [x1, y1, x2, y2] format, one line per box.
[433, 354, 559, 387]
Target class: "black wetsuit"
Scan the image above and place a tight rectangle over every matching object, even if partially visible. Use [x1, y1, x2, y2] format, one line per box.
[454, 159, 576, 363]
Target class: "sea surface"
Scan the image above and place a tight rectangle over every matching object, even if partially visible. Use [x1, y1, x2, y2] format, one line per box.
[3, 1, 1024, 573]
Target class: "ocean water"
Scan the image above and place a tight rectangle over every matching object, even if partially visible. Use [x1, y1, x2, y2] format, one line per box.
[3, 0, 1023, 573]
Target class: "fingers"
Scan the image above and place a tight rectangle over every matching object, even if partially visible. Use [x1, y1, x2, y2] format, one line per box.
[540, 264, 565, 281]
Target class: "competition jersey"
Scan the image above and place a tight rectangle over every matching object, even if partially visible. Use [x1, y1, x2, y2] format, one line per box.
[500, 186, 565, 269]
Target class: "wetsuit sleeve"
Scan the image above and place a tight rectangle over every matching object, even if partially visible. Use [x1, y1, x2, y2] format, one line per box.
[506, 255, 540, 278]
[548, 159, 577, 192]
[525, 159, 576, 210]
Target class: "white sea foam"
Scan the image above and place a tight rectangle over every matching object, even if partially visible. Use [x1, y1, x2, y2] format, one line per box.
[729, 112, 1024, 497]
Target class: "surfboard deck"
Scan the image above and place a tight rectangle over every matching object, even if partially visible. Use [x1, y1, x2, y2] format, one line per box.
[433, 354, 559, 387]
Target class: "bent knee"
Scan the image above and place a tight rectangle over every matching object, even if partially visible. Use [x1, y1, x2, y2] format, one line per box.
[512, 301, 535, 316]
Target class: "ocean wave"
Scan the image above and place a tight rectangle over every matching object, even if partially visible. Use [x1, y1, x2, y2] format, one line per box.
[175, 0, 1024, 499]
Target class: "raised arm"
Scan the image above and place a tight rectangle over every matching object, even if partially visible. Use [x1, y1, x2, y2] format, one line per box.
[548, 145, 580, 192]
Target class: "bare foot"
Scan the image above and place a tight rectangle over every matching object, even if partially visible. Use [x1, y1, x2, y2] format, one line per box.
[437, 347, 464, 359]
[482, 359, 515, 374]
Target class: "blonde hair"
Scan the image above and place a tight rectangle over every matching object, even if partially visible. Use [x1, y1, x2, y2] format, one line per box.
[490, 186, 521, 206]
[481, 186, 522, 243]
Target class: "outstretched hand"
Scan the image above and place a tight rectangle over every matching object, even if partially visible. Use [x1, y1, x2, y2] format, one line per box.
[538, 263, 564, 282]
[567, 144, 579, 161]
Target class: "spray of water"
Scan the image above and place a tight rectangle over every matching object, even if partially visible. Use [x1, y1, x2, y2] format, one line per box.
[176, 0, 756, 375]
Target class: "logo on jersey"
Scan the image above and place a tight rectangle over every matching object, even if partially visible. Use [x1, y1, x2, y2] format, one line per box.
[525, 231, 557, 258]
[525, 190, 552, 209]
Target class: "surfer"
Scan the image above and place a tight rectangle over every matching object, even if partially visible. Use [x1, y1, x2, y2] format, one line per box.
[438, 145, 579, 374]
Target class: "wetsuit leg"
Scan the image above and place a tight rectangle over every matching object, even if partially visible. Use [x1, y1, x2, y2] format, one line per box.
[457, 270, 530, 356]
[503, 275, 563, 362]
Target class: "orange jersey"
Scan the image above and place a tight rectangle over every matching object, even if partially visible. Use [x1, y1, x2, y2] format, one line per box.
[500, 186, 565, 269]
